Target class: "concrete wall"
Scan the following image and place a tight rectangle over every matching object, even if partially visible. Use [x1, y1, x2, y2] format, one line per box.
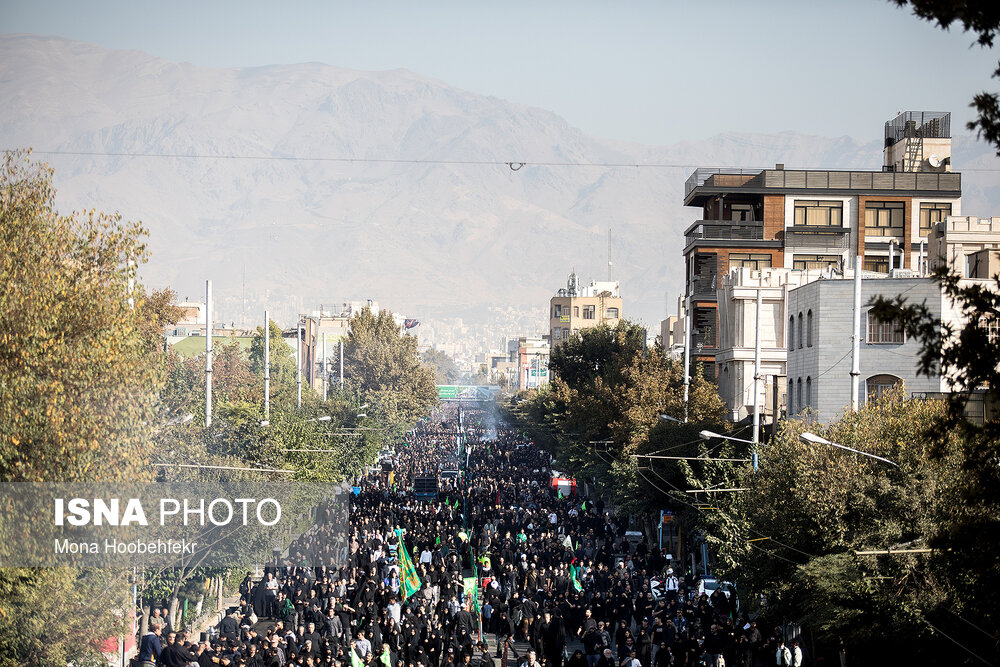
[786, 277, 944, 424]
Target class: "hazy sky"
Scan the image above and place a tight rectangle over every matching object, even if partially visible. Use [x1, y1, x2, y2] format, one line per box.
[2, 0, 997, 146]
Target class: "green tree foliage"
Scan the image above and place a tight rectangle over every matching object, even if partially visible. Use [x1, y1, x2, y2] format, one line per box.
[249, 319, 298, 405]
[0, 150, 175, 665]
[893, 0, 1000, 153]
[687, 388, 967, 663]
[0, 150, 172, 483]
[342, 307, 437, 427]
[514, 320, 726, 526]
[422, 347, 462, 385]
[869, 268, 1000, 659]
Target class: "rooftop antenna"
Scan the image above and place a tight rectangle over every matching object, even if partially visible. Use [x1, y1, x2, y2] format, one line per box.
[607, 228, 613, 282]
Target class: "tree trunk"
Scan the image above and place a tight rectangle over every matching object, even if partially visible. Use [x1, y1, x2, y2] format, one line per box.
[168, 593, 179, 632]
[139, 603, 150, 637]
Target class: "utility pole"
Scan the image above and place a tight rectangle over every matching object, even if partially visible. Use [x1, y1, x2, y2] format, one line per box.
[751, 288, 762, 471]
[850, 256, 862, 410]
[682, 298, 691, 422]
[296, 320, 302, 409]
[322, 333, 328, 401]
[205, 280, 212, 428]
[264, 310, 270, 421]
[339, 339, 344, 390]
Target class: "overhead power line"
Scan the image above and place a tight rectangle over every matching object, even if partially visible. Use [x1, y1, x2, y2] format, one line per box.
[25, 149, 1000, 172]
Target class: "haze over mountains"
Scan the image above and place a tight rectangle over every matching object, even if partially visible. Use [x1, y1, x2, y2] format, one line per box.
[4, 34, 1000, 330]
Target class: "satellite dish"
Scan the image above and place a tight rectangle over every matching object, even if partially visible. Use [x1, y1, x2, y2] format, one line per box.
[928, 154, 942, 168]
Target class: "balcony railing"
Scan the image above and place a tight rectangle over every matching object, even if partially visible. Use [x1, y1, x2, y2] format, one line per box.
[762, 169, 960, 193]
[684, 168, 766, 199]
[685, 223, 764, 244]
[688, 276, 718, 300]
[691, 332, 717, 351]
[784, 227, 851, 251]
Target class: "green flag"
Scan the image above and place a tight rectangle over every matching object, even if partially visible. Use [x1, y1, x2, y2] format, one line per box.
[350, 648, 364, 667]
[569, 564, 584, 592]
[463, 576, 479, 613]
[395, 529, 422, 602]
[454, 498, 460, 509]
[380, 646, 392, 667]
[557, 490, 564, 499]
[581, 501, 587, 511]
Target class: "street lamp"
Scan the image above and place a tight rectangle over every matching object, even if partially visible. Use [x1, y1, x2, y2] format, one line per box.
[659, 415, 682, 423]
[699, 430, 757, 470]
[306, 415, 332, 423]
[799, 432, 899, 467]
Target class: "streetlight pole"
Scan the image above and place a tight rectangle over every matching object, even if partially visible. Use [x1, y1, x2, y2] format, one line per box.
[799, 432, 899, 467]
[205, 280, 213, 428]
[322, 332, 328, 402]
[296, 320, 302, 409]
[682, 298, 691, 423]
[264, 310, 270, 422]
[751, 288, 762, 471]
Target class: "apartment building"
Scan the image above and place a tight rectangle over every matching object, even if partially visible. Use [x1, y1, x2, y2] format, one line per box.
[784, 275, 999, 424]
[549, 271, 623, 347]
[928, 216, 1000, 276]
[682, 111, 962, 378]
[509, 336, 550, 391]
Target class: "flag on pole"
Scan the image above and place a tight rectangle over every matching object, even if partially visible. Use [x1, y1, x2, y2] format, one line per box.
[581, 501, 587, 511]
[350, 648, 364, 667]
[557, 490, 564, 499]
[395, 529, 422, 602]
[569, 564, 584, 592]
[380, 646, 392, 667]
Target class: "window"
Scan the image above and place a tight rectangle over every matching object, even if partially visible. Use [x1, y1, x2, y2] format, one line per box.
[866, 374, 902, 403]
[788, 316, 795, 350]
[793, 254, 841, 271]
[606, 307, 620, 319]
[728, 253, 772, 269]
[583, 305, 595, 319]
[796, 378, 802, 413]
[806, 310, 813, 347]
[864, 201, 904, 236]
[573, 306, 580, 317]
[805, 377, 812, 408]
[794, 200, 843, 227]
[787, 384, 794, 415]
[554, 304, 562, 318]
[867, 313, 904, 344]
[797, 313, 803, 349]
[919, 202, 951, 237]
[863, 255, 890, 274]
[562, 328, 570, 339]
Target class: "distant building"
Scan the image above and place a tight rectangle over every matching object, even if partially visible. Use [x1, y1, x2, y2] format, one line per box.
[549, 271, 623, 348]
[659, 296, 686, 358]
[509, 336, 550, 391]
[682, 111, 962, 378]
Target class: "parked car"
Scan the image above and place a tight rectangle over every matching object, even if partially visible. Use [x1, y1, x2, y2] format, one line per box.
[697, 577, 740, 613]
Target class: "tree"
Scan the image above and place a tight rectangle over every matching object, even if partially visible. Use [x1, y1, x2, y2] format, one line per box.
[0, 150, 175, 665]
[249, 319, 298, 407]
[342, 307, 437, 427]
[0, 150, 171, 483]
[869, 268, 1000, 660]
[684, 388, 968, 664]
[423, 347, 462, 385]
[893, 0, 1000, 153]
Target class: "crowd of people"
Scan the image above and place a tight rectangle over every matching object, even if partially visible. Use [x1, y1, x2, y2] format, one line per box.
[137, 405, 805, 667]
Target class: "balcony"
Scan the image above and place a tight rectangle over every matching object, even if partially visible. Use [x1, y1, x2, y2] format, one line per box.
[685, 222, 764, 248]
[691, 332, 717, 351]
[784, 226, 851, 251]
[685, 168, 765, 199]
[688, 275, 718, 300]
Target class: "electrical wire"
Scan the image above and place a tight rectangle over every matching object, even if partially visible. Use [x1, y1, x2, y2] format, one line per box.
[922, 618, 993, 666]
[28, 149, 1000, 172]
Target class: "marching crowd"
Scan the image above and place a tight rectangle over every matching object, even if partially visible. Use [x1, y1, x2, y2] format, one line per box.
[137, 406, 805, 667]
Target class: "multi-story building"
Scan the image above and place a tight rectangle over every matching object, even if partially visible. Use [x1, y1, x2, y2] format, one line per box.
[715, 267, 826, 421]
[682, 111, 962, 378]
[509, 336, 550, 391]
[785, 275, 992, 424]
[928, 216, 1000, 276]
[549, 272, 623, 348]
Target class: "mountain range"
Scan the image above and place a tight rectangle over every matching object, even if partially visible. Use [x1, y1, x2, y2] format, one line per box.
[3, 34, 999, 330]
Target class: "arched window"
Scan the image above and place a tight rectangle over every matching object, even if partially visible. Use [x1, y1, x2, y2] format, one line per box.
[866, 374, 902, 403]
[807, 310, 813, 347]
[806, 376, 812, 407]
[797, 313, 804, 349]
[789, 316, 796, 350]
[796, 378, 803, 412]
[787, 381, 794, 414]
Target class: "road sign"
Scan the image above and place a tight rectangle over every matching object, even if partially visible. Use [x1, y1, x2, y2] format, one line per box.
[530, 369, 548, 377]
